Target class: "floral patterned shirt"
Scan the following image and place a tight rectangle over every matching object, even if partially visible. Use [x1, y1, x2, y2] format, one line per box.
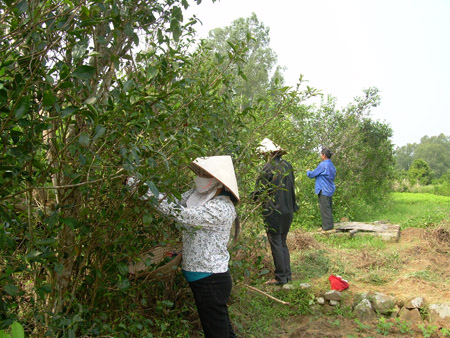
[149, 189, 237, 273]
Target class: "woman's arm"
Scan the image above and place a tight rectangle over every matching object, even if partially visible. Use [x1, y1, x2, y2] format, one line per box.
[157, 197, 235, 229]
[126, 177, 234, 229]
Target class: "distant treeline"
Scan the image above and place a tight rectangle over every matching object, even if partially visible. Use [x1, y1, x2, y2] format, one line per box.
[394, 134, 450, 179]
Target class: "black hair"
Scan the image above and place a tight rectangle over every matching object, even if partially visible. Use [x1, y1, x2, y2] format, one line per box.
[219, 188, 238, 205]
[321, 148, 333, 159]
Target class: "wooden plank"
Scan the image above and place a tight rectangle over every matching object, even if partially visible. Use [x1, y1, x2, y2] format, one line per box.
[336, 222, 389, 232]
[334, 222, 400, 242]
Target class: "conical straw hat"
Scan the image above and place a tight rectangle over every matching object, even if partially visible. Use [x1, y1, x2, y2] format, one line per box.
[190, 156, 240, 202]
[256, 138, 286, 154]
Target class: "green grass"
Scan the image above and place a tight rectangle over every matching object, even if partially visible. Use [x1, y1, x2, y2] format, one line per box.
[404, 269, 438, 282]
[231, 289, 282, 337]
[408, 183, 450, 197]
[355, 192, 450, 228]
[314, 233, 387, 250]
[230, 285, 313, 337]
[293, 249, 330, 279]
[229, 191, 450, 337]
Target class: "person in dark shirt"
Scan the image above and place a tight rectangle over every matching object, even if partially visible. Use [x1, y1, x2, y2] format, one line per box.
[306, 148, 336, 232]
[254, 138, 299, 285]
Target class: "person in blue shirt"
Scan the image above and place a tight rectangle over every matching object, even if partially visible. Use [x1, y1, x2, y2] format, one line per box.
[306, 148, 336, 232]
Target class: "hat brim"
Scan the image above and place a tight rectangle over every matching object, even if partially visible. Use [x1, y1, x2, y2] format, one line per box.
[257, 138, 286, 154]
[189, 156, 240, 202]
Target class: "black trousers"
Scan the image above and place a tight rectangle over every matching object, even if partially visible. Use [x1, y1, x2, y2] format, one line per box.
[318, 192, 334, 230]
[188, 271, 236, 338]
[267, 229, 292, 283]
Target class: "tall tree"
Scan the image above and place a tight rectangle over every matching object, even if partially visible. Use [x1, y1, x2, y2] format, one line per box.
[306, 88, 394, 216]
[0, 2, 402, 335]
[409, 159, 432, 185]
[203, 13, 281, 108]
[394, 142, 417, 171]
[1, 0, 244, 335]
[414, 134, 450, 178]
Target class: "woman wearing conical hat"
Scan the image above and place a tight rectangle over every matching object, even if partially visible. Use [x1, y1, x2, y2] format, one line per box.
[127, 156, 239, 338]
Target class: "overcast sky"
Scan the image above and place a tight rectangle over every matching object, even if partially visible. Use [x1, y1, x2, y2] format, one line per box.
[184, 0, 450, 148]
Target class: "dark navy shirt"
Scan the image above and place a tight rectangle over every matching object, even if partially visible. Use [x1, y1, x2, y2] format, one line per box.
[254, 156, 299, 233]
[307, 159, 336, 197]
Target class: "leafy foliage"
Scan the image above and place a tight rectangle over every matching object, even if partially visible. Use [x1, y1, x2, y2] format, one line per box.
[204, 13, 281, 108]
[394, 133, 450, 179]
[0, 0, 219, 335]
[1, 2, 395, 336]
[409, 159, 432, 185]
[297, 88, 394, 223]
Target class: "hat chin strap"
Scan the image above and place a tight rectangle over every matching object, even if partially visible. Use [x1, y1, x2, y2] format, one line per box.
[194, 176, 217, 193]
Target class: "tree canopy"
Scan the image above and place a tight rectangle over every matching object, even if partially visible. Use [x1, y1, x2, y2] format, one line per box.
[394, 133, 450, 179]
[0, 1, 395, 336]
[203, 13, 282, 108]
[408, 158, 432, 185]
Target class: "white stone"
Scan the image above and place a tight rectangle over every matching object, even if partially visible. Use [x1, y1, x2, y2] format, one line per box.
[354, 299, 377, 321]
[299, 283, 311, 289]
[429, 304, 450, 319]
[405, 297, 425, 309]
[282, 283, 295, 290]
[323, 290, 342, 301]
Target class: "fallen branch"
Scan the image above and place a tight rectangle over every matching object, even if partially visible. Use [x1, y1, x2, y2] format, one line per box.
[238, 282, 290, 305]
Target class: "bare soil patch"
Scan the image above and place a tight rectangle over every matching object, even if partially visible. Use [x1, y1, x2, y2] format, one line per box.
[281, 225, 450, 338]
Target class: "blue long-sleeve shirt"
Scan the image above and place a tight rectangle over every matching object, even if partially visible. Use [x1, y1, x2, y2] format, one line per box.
[306, 159, 336, 197]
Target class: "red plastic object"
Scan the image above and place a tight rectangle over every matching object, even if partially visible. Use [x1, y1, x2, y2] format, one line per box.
[329, 274, 349, 291]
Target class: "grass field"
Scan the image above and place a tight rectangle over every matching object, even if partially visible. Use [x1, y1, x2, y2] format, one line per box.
[228, 192, 450, 338]
[355, 192, 450, 228]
